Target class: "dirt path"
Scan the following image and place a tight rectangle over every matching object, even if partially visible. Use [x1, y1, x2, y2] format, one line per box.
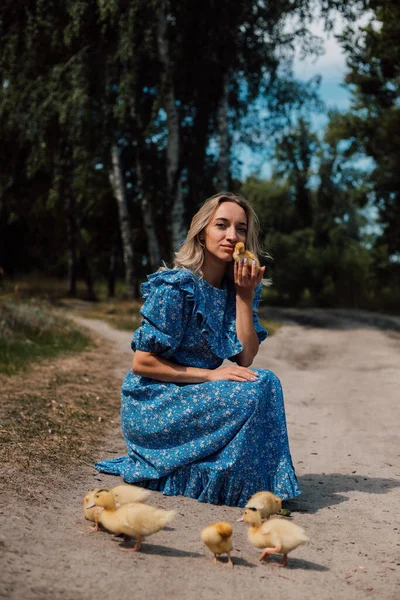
[1, 311, 399, 599]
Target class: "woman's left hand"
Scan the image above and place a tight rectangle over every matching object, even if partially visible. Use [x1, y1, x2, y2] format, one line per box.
[234, 259, 266, 297]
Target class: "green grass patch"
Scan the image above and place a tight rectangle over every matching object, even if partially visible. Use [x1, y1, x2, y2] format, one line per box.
[0, 300, 89, 375]
[75, 300, 142, 331]
[259, 319, 281, 337]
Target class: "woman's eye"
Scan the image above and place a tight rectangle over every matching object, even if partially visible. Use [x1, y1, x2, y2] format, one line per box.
[238, 228, 247, 234]
[216, 223, 226, 228]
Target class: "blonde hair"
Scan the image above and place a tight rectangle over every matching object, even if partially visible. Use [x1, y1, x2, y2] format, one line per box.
[173, 192, 268, 280]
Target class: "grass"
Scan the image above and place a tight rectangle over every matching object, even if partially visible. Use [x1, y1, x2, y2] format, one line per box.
[259, 318, 281, 337]
[0, 333, 121, 490]
[75, 300, 142, 331]
[0, 300, 89, 375]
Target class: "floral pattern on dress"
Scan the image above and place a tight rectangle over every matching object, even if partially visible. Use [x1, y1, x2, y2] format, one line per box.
[95, 268, 300, 506]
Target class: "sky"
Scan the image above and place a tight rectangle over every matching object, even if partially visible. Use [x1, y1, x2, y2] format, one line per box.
[293, 18, 352, 113]
[238, 17, 355, 180]
[238, 14, 381, 234]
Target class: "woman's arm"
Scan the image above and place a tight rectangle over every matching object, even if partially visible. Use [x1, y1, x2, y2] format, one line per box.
[234, 259, 266, 367]
[132, 350, 258, 383]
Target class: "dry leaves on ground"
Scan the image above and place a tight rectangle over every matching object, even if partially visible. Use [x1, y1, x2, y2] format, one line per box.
[0, 330, 121, 498]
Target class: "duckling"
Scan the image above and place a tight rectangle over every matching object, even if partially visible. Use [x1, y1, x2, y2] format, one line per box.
[87, 489, 176, 552]
[233, 243, 260, 268]
[83, 488, 104, 530]
[247, 491, 282, 520]
[110, 484, 151, 505]
[83, 484, 150, 531]
[237, 491, 282, 522]
[200, 522, 234, 568]
[243, 509, 309, 566]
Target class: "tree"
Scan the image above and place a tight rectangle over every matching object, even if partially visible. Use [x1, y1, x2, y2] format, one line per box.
[337, 0, 400, 260]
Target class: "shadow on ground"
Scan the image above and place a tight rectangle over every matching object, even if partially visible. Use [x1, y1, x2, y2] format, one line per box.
[260, 307, 400, 333]
[284, 473, 400, 514]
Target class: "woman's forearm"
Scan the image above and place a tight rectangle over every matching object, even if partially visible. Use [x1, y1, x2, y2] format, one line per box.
[132, 350, 211, 383]
[235, 293, 259, 367]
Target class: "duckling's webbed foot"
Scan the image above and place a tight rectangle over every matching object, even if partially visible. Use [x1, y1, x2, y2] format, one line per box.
[89, 521, 100, 532]
[226, 552, 234, 568]
[270, 554, 288, 568]
[132, 536, 142, 552]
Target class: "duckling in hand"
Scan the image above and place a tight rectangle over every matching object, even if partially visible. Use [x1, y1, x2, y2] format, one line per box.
[87, 490, 176, 552]
[243, 509, 309, 567]
[233, 243, 260, 268]
[110, 484, 151, 505]
[201, 522, 234, 568]
[83, 488, 104, 530]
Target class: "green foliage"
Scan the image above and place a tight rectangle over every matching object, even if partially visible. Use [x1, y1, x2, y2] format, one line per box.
[337, 0, 400, 260]
[0, 301, 89, 374]
[2, 0, 398, 311]
[242, 115, 375, 308]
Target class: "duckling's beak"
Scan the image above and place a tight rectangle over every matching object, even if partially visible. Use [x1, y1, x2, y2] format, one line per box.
[236, 515, 244, 522]
[86, 502, 96, 509]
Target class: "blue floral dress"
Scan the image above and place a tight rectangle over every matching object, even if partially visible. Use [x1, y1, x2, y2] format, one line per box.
[95, 268, 300, 507]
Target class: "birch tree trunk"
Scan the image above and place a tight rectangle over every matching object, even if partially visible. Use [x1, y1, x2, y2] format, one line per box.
[157, 1, 186, 251]
[109, 144, 138, 299]
[64, 192, 78, 297]
[216, 73, 230, 191]
[135, 153, 162, 270]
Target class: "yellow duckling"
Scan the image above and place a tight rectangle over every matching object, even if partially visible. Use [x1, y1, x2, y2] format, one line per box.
[243, 509, 309, 567]
[200, 522, 234, 568]
[83, 484, 150, 531]
[110, 484, 151, 505]
[87, 489, 176, 552]
[232, 243, 260, 268]
[237, 491, 282, 522]
[246, 491, 282, 520]
[83, 488, 103, 525]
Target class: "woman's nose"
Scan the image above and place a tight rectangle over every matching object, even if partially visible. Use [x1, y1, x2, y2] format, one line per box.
[226, 227, 238, 242]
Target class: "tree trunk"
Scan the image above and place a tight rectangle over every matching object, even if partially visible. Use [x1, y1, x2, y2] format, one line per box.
[216, 73, 230, 191]
[64, 192, 78, 297]
[136, 152, 162, 270]
[107, 246, 117, 298]
[77, 235, 97, 301]
[157, 2, 186, 251]
[109, 144, 138, 299]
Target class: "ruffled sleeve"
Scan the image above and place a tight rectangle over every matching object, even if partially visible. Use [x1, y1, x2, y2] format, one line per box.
[252, 283, 268, 344]
[132, 270, 192, 359]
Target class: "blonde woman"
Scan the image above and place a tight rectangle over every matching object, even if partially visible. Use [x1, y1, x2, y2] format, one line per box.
[95, 192, 300, 506]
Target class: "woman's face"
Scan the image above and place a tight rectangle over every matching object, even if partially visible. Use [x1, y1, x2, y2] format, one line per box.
[203, 202, 247, 263]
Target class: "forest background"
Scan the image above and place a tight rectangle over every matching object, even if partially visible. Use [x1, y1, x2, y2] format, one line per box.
[1, 0, 399, 311]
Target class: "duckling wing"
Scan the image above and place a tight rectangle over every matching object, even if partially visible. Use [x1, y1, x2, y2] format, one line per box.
[120, 504, 176, 537]
[262, 518, 309, 552]
[111, 484, 151, 505]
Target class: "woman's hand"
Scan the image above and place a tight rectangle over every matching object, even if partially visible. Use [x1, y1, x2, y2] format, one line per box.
[207, 365, 258, 382]
[234, 259, 265, 298]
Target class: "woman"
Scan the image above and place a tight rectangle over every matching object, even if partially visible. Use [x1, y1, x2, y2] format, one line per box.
[95, 192, 300, 506]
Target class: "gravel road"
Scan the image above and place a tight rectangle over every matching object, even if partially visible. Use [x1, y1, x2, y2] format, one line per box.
[1, 309, 399, 600]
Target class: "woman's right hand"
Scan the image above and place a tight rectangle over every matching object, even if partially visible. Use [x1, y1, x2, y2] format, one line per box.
[206, 366, 258, 382]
